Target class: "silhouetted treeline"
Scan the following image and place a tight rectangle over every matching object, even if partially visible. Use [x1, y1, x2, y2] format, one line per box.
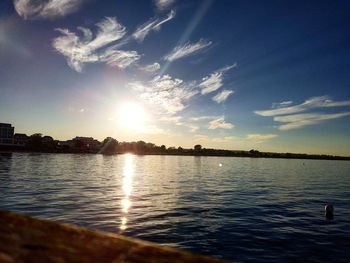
[1, 133, 349, 161]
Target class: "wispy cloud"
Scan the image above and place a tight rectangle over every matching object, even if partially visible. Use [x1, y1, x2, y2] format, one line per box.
[129, 74, 198, 115]
[53, 17, 140, 72]
[133, 10, 175, 42]
[194, 135, 238, 143]
[212, 89, 234, 103]
[130, 61, 236, 125]
[208, 117, 234, 129]
[188, 125, 199, 132]
[272, 100, 293, 109]
[154, 0, 175, 11]
[159, 115, 183, 124]
[255, 96, 350, 130]
[274, 112, 350, 130]
[14, 0, 84, 20]
[190, 115, 220, 121]
[199, 64, 237, 95]
[140, 62, 161, 73]
[164, 39, 212, 61]
[246, 134, 277, 143]
[100, 48, 140, 69]
[194, 134, 210, 141]
[255, 96, 350, 117]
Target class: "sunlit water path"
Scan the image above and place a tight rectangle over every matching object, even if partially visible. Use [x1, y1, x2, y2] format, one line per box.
[1, 153, 350, 262]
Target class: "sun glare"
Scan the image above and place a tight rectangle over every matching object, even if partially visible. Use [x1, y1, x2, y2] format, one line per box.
[118, 102, 147, 131]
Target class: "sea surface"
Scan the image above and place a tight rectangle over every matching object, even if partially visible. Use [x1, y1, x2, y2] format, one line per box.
[0, 152, 350, 262]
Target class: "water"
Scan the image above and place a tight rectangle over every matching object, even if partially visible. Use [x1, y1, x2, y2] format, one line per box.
[0, 152, 350, 262]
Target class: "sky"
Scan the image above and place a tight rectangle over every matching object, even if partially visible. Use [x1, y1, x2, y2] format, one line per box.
[0, 0, 350, 156]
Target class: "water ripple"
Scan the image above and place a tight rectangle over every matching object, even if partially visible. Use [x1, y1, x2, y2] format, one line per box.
[0, 153, 350, 262]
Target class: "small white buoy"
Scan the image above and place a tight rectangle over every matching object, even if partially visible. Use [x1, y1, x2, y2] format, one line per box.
[219, 163, 223, 167]
[325, 204, 334, 219]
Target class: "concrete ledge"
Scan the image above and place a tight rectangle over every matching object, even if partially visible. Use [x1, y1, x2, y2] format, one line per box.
[0, 211, 230, 263]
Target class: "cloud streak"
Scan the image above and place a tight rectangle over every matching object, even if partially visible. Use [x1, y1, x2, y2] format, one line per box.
[255, 96, 350, 117]
[129, 74, 198, 115]
[133, 10, 175, 42]
[141, 62, 161, 72]
[274, 112, 350, 130]
[212, 89, 234, 103]
[14, 0, 84, 19]
[208, 117, 234, 129]
[246, 134, 277, 143]
[255, 96, 350, 130]
[199, 64, 237, 95]
[154, 0, 175, 11]
[53, 17, 140, 72]
[164, 39, 212, 61]
[194, 135, 238, 143]
[190, 115, 220, 121]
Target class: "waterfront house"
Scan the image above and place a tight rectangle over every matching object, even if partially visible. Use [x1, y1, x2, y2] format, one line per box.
[14, 133, 29, 146]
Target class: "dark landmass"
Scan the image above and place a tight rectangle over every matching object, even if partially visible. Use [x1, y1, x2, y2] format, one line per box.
[0, 210, 227, 263]
[1, 133, 349, 161]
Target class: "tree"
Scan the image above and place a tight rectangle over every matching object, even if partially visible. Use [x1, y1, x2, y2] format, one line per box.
[136, 140, 146, 153]
[160, 145, 166, 152]
[100, 137, 118, 154]
[194, 144, 202, 152]
[27, 133, 43, 150]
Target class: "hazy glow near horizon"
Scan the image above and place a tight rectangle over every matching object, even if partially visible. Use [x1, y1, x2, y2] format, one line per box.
[117, 102, 148, 132]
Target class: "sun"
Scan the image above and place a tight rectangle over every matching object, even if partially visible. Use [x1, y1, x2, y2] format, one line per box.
[117, 102, 147, 130]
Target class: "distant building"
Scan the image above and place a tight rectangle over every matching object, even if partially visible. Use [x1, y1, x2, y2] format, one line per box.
[73, 136, 101, 150]
[42, 136, 54, 144]
[14, 133, 29, 146]
[0, 123, 14, 145]
[58, 140, 75, 149]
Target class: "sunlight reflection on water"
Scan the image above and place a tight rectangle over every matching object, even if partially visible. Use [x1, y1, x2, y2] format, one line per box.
[120, 153, 133, 231]
[1, 153, 350, 262]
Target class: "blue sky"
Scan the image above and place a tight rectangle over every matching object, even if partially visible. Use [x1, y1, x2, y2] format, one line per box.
[0, 0, 350, 155]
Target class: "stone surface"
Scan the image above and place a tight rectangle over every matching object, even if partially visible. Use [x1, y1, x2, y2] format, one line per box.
[0, 211, 230, 263]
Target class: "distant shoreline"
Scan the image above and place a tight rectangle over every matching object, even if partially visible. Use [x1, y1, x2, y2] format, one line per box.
[1, 146, 349, 161]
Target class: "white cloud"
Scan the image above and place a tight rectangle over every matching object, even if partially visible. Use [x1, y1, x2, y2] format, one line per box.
[159, 115, 183, 124]
[212, 89, 234, 103]
[154, 0, 175, 11]
[208, 117, 234, 129]
[133, 10, 175, 42]
[141, 62, 161, 72]
[255, 96, 350, 117]
[274, 112, 350, 130]
[14, 0, 83, 19]
[100, 48, 140, 69]
[129, 74, 198, 115]
[194, 134, 209, 141]
[212, 136, 238, 143]
[255, 95, 350, 130]
[164, 39, 212, 61]
[194, 134, 238, 143]
[190, 115, 220, 121]
[188, 125, 199, 132]
[246, 134, 277, 143]
[199, 64, 237, 95]
[272, 100, 293, 109]
[53, 17, 140, 72]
